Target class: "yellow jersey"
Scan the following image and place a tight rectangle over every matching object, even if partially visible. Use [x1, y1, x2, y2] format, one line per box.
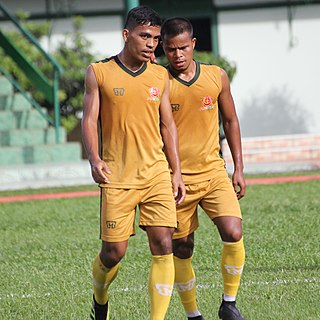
[169, 61, 225, 184]
[91, 56, 170, 188]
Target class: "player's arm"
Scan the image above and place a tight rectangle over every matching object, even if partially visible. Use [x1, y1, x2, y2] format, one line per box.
[81, 65, 111, 184]
[159, 78, 186, 205]
[218, 68, 246, 199]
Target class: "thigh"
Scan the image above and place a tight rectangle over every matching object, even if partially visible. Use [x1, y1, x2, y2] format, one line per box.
[173, 181, 209, 240]
[100, 187, 139, 242]
[200, 171, 242, 220]
[139, 179, 177, 229]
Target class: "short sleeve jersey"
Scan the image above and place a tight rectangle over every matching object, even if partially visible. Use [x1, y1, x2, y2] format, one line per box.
[169, 61, 225, 184]
[91, 56, 170, 188]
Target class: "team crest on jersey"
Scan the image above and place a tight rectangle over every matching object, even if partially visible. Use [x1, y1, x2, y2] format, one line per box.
[200, 95, 214, 111]
[147, 86, 160, 101]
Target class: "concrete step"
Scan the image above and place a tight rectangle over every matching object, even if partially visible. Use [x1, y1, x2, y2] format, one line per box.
[0, 160, 93, 191]
[0, 142, 82, 165]
[240, 134, 320, 150]
[0, 92, 33, 111]
[0, 127, 66, 147]
[0, 77, 13, 96]
[0, 109, 48, 130]
[222, 133, 320, 172]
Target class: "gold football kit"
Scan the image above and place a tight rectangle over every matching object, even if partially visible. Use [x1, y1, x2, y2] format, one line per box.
[169, 61, 241, 239]
[91, 57, 176, 241]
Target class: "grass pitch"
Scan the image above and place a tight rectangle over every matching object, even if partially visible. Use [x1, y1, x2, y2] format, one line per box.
[0, 177, 319, 319]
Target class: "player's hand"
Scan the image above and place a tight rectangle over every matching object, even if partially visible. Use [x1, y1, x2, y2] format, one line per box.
[89, 158, 111, 184]
[232, 170, 246, 200]
[172, 172, 186, 205]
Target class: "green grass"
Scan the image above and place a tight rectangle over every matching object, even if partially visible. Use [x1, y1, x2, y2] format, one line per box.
[0, 179, 319, 319]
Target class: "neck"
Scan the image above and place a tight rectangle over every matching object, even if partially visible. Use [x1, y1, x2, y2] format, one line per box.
[173, 60, 196, 82]
[117, 51, 145, 72]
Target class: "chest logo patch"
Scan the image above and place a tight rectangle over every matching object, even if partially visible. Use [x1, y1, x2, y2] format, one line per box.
[113, 88, 125, 96]
[147, 87, 160, 101]
[200, 95, 214, 111]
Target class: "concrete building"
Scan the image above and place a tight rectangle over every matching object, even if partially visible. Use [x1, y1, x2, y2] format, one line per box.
[1, 0, 319, 135]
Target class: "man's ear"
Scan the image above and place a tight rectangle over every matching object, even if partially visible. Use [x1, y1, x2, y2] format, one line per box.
[192, 37, 197, 49]
[123, 29, 129, 42]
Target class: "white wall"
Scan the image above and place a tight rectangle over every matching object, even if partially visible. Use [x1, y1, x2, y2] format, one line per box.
[218, 6, 320, 135]
[2, 1, 319, 135]
[43, 16, 124, 59]
[0, 0, 125, 59]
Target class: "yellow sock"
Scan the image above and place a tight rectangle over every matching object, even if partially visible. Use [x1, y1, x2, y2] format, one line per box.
[92, 254, 120, 305]
[173, 256, 199, 314]
[221, 237, 245, 297]
[148, 254, 174, 320]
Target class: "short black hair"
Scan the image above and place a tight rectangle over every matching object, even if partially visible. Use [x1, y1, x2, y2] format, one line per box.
[124, 5, 162, 30]
[161, 17, 193, 40]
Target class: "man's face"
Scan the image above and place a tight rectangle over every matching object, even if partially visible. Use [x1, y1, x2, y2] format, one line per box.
[123, 24, 161, 62]
[162, 31, 196, 72]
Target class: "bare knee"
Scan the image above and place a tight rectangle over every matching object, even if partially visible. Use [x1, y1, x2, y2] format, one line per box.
[100, 241, 127, 268]
[146, 226, 174, 255]
[223, 228, 242, 242]
[214, 217, 243, 242]
[173, 234, 194, 259]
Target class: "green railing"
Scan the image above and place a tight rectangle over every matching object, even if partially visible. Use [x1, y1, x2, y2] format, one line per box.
[0, 2, 63, 143]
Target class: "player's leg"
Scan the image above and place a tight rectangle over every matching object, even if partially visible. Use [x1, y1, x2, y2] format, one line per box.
[91, 241, 127, 320]
[173, 182, 207, 320]
[140, 178, 177, 320]
[201, 173, 246, 320]
[173, 234, 204, 320]
[214, 216, 244, 301]
[91, 187, 138, 320]
[145, 226, 175, 320]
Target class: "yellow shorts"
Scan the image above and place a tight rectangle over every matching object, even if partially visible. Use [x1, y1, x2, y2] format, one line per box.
[100, 179, 177, 242]
[173, 171, 242, 239]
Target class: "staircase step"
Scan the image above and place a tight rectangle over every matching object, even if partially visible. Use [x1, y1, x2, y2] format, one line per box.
[0, 146, 24, 165]
[0, 127, 66, 147]
[222, 134, 320, 171]
[0, 92, 33, 111]
[0, 143, 82, 165]
[0, 109, 48, 130]
[0, 77, 13, 95]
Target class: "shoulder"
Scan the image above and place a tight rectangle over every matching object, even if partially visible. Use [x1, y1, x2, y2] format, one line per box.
[148, 61, 167, 72]
[91, 56, 116, 69]
[147, 62, 169, 80]
[198, 61, 221, 74]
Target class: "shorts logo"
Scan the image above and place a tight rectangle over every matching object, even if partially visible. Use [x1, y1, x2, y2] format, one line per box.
[155, 283, 173, 296]
[224, 264, 244, 275]
[147, 86, 160, 101]
[171, 104, 180, 112]
[106, 221, 116, 229]
[175, 278, 195, 292]
[113, 88, 125, 96]
[200, 95, 214, 111]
